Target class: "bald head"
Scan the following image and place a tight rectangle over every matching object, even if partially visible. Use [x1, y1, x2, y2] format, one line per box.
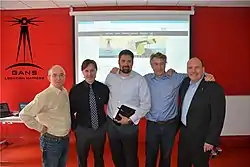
[187, 57, 205, 82]
[48, 65, 65, 76]
[187, 57, 203, 67]
[48, 65, 66, 90]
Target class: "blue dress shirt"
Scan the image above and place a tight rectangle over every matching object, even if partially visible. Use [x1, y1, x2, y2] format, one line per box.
[144, 72, 187, 121]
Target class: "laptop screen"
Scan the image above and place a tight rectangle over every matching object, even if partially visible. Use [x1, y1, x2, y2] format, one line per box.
[19, 103, 28, 111]
[0, 103, 11, 117]
[0, 103, 10, 112]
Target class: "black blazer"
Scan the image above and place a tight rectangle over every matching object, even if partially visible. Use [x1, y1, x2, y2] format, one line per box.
[179, 77, 226, 146]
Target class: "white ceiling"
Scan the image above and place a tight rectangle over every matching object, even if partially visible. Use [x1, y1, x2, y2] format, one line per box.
[1, 0, 250, 10]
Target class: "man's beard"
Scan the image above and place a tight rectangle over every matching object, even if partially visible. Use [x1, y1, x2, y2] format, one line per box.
[120, 66, 131, 74]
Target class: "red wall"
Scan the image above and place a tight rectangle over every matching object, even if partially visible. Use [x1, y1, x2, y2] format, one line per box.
[1, 8, 73, 110]
[192, 7, 250, 95]
[0, 7, 250, 140]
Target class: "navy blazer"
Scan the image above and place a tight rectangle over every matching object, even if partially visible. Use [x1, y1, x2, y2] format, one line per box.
[179, 77, 226, 146]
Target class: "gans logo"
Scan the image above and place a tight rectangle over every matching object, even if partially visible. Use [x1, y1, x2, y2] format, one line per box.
[5, 17, 44, 80]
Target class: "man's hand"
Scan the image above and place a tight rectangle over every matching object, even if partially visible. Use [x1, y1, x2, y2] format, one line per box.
[166, 68, 176, 77]
[114, 114, 130, 125]
[204, 142, 214, 152]
[41, 125, 48, 135]
[204, 74, 215, 81]
[110, 67, 119, 74]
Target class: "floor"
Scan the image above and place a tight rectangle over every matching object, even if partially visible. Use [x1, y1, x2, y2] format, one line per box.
[1, 136, 250, 167]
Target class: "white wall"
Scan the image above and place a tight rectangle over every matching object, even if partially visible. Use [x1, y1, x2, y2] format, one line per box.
[221, 96, 250, 136]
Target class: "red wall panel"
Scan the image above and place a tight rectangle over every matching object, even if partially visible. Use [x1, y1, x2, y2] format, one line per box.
[192, 7, 250, 95]
[1, 8, 73, 111]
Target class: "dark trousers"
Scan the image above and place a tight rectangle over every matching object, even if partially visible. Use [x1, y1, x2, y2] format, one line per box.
[75, 124, 106, 167]
[107, 117, 139, 167]
[178, 125, 210, 167]
[40, 133, 69, 167]
[145, 119, 178, 167]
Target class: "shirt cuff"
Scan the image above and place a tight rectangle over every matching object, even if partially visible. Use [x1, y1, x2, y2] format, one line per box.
[129, 114, 139, 125]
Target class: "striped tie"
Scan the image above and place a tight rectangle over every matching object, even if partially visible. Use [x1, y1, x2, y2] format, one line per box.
[89, 85, 99, 130]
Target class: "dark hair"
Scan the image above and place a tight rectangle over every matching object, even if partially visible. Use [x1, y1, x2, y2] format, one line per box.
[118, 49, 134, 61]
[81, 59, 97, 71]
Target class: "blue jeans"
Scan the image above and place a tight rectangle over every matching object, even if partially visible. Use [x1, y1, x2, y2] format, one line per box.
[145, 119, 178, 167]
[40, 133, 70, 167]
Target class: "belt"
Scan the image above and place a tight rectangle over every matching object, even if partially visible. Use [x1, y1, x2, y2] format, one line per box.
[148, 118, 176, 125]
[43, 132, 69, 140]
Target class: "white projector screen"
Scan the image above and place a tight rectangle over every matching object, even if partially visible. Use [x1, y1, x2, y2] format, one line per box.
[74, 11, 191, 83]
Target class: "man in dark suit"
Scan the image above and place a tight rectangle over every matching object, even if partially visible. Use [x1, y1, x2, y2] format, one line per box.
[69, 59, 109, 167]
[178, 57, 226, 167]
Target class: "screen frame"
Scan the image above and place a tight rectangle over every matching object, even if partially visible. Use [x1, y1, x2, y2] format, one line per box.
[72, 10, 193, 85]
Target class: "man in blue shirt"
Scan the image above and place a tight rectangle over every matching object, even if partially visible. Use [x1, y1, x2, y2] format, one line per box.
[144, 52, 186, 167]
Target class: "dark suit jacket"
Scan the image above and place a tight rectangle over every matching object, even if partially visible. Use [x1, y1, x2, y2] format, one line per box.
[179, 77, 226, 146]
[69, 80, 109, 130]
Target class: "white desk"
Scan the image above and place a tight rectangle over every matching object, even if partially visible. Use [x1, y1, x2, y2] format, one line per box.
[0, 116, 22, 124]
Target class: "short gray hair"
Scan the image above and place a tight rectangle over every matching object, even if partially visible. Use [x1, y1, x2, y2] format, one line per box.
[150, 52, 167, 63]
